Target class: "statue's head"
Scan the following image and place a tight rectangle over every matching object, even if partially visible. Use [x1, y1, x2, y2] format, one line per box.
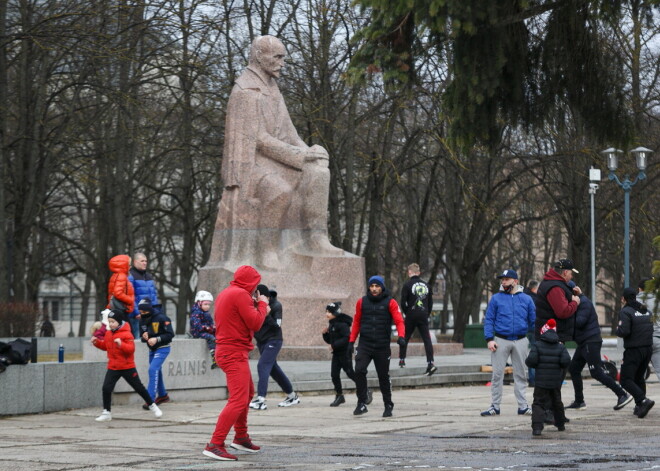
[249, 35, 287, 79]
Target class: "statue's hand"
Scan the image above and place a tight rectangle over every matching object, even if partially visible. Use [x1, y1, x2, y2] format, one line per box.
[304, 145, 329, 164]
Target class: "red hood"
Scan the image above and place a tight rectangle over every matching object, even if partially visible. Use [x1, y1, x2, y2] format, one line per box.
[542, 269, 566, 282]
[230, 265, 261, 294]
[108, 255, 131, 274]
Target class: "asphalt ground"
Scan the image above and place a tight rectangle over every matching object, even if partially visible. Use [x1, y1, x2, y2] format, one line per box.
[1, 365, 659, 471]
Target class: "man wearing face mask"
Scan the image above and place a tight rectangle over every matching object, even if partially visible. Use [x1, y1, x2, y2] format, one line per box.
[481, 269, 536, 417]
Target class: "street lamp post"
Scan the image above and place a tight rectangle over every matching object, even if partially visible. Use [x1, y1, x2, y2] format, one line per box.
[68, 275, 75, 337]
[601, 147, 652, 288]
[588, 168, 600, 305]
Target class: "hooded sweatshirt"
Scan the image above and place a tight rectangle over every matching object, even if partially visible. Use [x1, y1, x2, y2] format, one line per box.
[214, 265, 268, 352]
[93, 322, 136, 370]
[107, 255, 135, 313]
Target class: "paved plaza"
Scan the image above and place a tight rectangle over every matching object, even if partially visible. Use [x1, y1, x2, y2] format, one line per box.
[1, 368, 659, 471]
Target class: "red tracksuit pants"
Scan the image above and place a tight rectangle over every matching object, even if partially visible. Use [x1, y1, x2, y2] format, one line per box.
[210, 349, 254, 445]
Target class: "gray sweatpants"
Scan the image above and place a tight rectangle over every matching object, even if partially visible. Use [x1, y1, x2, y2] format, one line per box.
[490, 337, 529, 410]
[651, 337, 660, 383]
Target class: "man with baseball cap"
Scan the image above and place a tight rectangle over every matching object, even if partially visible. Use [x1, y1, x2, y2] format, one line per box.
[534, 259, 581, 343]
[481, 269, 536, 416]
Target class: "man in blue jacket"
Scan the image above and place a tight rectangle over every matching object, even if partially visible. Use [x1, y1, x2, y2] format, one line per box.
[128, 252, 160, 339]
[481, 269, 536, 417]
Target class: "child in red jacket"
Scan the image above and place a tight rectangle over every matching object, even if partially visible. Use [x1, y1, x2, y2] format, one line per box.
[91, 309, 162, 422]
[107, 254, 135, 315]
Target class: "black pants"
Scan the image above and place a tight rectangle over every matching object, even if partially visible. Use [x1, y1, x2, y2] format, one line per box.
[102, 368, 153, 411]
[399, 311, 434, 363]
[354, 346, 392, 406]
[331, 350, 356, 395]
[620, 346, 652, 404]
[532, 386, 565, 431]
[569, 341, 626, 402]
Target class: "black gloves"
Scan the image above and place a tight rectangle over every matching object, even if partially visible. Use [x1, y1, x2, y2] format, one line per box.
[348, 342, 354, 355]
[397, 336, 407, 347]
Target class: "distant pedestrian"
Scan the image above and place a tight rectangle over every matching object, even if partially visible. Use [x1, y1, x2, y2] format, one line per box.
[90, 309, 162, 422]
[322, 301, 360, 407]
[39, 315, 55, 337]
[250, 285, 299, 410]
[566, 281, 632, 411]
[398, 263, 436, 375]
[203, 266, 268, 462]
[481, 269, 535, 417]
[525, 319, 570, 436]
[349, 275, 406, 418]
[138, 298, 175, 408]
[190, 290, 218, 369]
[617, 287, 655, 418]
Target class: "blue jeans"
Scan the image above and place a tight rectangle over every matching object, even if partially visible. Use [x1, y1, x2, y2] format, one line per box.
[129, 318, 140, 339]
[257, 339, 293, 397]
[148, 346, 170, 400]
[527, 332, 536, 385]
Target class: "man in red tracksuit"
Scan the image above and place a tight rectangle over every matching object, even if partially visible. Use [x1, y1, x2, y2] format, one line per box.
[203, 265, 269, 462]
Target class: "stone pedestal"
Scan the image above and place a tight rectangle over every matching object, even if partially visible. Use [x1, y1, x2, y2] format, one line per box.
[197, 252, 365, 347]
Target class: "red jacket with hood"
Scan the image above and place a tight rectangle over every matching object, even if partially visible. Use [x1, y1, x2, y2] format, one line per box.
[93, 322, 136, 370]
[107, 255, 135, 313]
[214, 265, 268, 352]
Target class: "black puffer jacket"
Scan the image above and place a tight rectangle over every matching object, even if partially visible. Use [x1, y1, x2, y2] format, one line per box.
[573, 295, 602, 345]
[254, 297, 283, 344]
[616, 301, 653, 348]
[525, 329, 571, 389]
[322, 313, 353, 353]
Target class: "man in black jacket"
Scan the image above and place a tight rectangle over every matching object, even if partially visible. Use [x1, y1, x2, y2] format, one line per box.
[566, 282, 631, 411]
[398, 263, 436, 375]
[349, 276, 406, 417]
[617, 287, 655, 418]
[249, 285, 299, 410]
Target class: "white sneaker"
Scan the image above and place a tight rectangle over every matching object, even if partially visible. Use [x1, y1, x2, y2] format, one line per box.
[95, 410, 112, 422]
[278, 393, 300, 407]
[149, 403, 163, 418]
[249, 398, 267, 410]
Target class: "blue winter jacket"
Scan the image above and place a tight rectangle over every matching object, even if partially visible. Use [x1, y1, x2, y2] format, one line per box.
[128, 267, 160, 319]
[484, 287, 536, 342]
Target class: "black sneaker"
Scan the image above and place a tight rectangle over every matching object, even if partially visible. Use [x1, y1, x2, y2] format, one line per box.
[566, 401, 586, 410]
[633, 404, 640, 416]
[532, 429, 542, 437]
[399, 359, 405, 368]
[155, 394, 170, 405]
[556, 424, 565, 431]
[366, 388, 373, 405]
[353, 403, 368, 415]
[330, 395, 345, 407]
[425, 364, 437, 376]
[614, 393, 633, 410]
[383, 403, 394, 417]
[637, 398, 655, 418]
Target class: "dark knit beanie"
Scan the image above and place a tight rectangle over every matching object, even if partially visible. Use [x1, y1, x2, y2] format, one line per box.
[257, 284, 270, 298]
[326, 301, 342, 315]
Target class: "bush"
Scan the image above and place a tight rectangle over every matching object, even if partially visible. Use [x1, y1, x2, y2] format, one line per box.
[0, 302, 40, 337]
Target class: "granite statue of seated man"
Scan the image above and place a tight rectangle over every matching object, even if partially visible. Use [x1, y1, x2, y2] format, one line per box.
[215, 35, 342, 270]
